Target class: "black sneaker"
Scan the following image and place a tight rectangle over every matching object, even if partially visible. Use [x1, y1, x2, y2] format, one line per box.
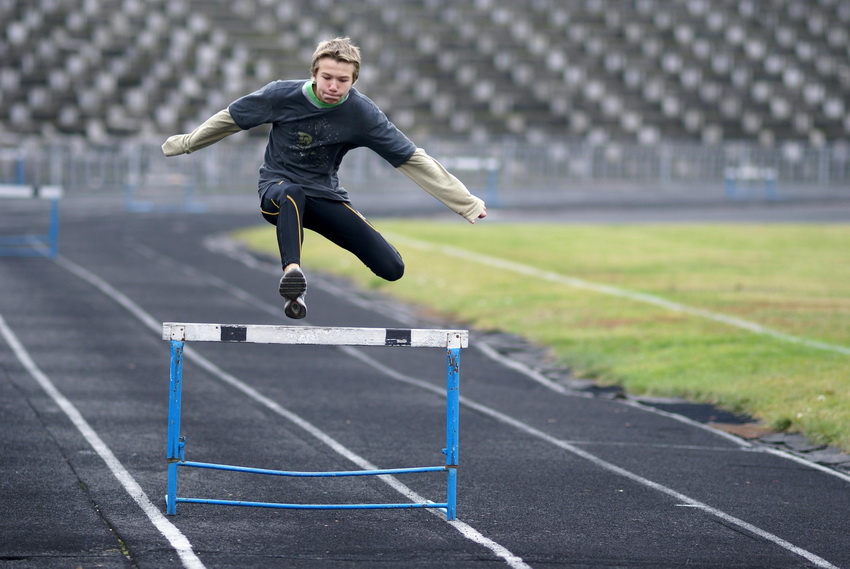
[279, 267, 307, 319]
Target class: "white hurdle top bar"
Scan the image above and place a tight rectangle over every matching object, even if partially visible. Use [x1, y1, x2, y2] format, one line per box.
[162, 323, 468, 349]
[0, 184, 63, 199]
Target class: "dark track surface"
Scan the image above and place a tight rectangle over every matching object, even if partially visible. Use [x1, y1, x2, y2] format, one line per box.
[1, 204, 849, 568]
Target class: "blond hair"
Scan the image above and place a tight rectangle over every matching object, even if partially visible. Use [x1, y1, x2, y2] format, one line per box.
[311, 37, 361, 82]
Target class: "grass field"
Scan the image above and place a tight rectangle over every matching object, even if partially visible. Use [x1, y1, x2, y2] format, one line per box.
[233, 221, 850, 452]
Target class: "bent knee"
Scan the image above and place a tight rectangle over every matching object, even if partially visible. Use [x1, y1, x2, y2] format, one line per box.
[386, 264, 404, 282]
[376, 260, 404, 282]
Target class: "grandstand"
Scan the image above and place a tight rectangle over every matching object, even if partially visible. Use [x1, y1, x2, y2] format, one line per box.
[1, 0, 849, 147]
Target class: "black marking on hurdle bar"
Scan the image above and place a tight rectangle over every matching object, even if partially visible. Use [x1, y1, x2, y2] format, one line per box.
[384, 329, 412, 346]
[220, 325, 248, 342]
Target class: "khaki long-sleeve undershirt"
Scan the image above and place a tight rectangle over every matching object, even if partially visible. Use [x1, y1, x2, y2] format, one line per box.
[396, 149, 486, 223]
[161, 109, 241, 156]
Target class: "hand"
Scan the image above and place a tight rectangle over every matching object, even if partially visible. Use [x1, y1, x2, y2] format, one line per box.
[161, 134, 188, 157]
[470, 207, 487, 224]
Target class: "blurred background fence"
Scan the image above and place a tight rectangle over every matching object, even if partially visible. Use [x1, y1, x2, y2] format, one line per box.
[2, 138, 848, 212]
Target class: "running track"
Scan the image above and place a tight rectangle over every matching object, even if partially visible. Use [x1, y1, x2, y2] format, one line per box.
[1, 205, 849, 568]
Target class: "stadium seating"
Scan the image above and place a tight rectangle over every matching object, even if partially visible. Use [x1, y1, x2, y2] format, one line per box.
[0, 0, 848, 145]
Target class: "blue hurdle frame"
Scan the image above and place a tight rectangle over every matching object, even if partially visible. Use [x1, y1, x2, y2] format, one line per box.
[0, 185, 62, 258]
[163, 323, 464, 520]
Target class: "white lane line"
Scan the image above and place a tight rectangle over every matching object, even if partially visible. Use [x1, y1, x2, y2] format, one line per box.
[199, 237, 844, 568]
[0, 311, 205, 569]
[386, 233, 850, 356]
[342, 347, 841, 569]
[58, 253, 532, 569]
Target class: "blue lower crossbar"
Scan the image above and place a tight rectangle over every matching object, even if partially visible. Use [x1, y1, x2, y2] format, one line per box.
[179, 460, 446, 477]
[167, 460, 453, 514]
[168, 496, 449, 511]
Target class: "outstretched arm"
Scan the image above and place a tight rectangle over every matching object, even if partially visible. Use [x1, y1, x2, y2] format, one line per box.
[161, 109, 243, 156]
[396, 149, 487, 223]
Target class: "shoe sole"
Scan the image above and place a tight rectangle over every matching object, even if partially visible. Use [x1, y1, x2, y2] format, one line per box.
[279, 269, 307, 300]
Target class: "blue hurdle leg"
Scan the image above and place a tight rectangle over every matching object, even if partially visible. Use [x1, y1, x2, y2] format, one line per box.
[166, 340, 185, 515]
[445, 347, 460, 520]
[47, 198, 60, 258]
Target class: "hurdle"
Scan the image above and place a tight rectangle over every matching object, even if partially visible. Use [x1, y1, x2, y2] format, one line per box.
[0, 184, 63, 258]
[162, 322, 465, 519]
[724, 164, 778, 200]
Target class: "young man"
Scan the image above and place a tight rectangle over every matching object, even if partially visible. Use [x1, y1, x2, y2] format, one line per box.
[162, 37, 486, 319]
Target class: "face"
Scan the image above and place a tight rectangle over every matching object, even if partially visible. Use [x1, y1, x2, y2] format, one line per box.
[312, 57, 356, 104]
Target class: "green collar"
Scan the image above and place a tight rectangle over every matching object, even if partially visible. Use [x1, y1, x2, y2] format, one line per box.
[302, 80, 349, 108]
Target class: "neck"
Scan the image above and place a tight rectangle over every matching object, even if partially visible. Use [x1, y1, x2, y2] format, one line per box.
[303, 80, 348, 108]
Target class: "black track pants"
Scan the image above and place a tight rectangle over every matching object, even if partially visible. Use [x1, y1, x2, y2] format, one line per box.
[260, 183, 404, 281]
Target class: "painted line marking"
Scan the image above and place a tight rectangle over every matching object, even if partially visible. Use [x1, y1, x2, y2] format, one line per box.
[0, 311, 205, 569]
[386, 233, 850, 356]
[342, 344, 842, 569]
